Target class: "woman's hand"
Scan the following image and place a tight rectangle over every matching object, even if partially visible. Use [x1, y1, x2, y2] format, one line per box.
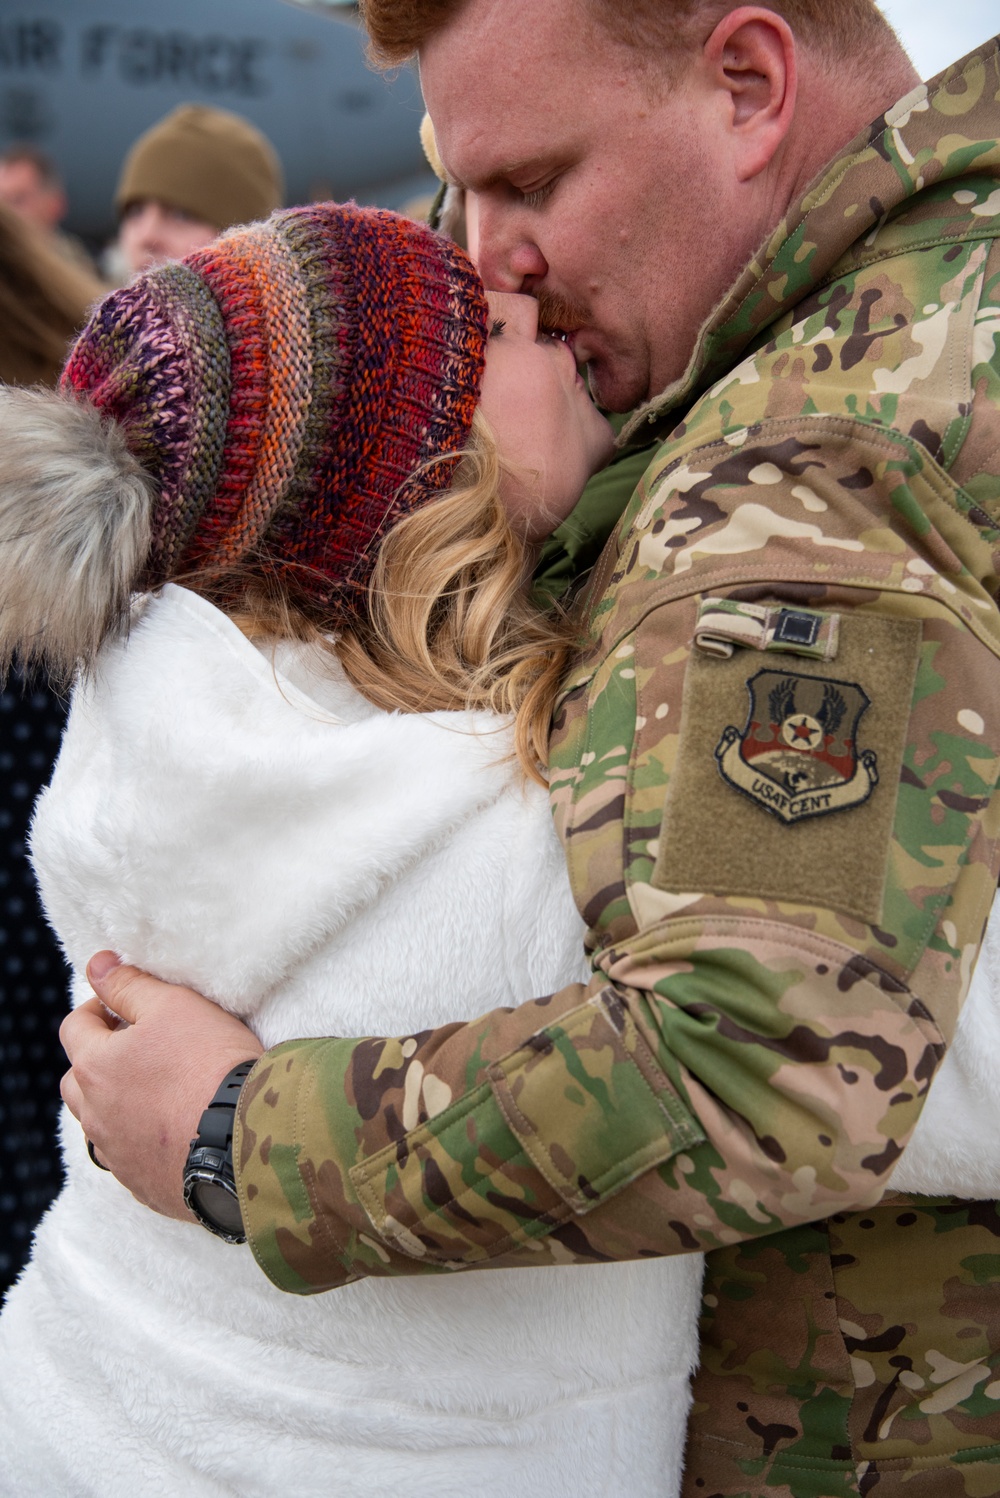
[60, 952, 264, 1221]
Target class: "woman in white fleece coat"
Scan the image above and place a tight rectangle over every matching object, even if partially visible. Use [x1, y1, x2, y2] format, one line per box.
[0, 204, 702, 1495]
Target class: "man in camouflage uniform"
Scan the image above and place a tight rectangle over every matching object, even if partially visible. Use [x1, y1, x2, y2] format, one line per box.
[63, 3, 1000, 1493]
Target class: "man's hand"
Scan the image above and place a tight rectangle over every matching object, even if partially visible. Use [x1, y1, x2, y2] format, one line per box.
[60, 952, 264, 1221]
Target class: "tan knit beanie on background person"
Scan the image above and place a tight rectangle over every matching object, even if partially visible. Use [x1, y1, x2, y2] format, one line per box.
[115, 105, 284, 232]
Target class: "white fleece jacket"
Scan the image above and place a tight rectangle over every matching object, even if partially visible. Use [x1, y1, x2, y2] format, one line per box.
[0, 585, 702, 1498]
[888, 887, 1000, 1198]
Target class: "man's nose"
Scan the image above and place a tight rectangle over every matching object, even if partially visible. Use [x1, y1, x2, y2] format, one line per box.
[476, 205, 548, 293]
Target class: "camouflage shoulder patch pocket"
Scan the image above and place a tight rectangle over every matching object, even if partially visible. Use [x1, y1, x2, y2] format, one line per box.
[651, 608, 922, 924]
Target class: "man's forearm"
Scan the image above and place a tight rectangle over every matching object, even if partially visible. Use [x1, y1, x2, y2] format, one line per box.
[235, 916, 943, 1294]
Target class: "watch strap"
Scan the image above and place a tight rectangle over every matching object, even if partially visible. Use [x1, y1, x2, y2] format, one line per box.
[183, 1059, 258, 1242]
[193, 1059, 257, 1151]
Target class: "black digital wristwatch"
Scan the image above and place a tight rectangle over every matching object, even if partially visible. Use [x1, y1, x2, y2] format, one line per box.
[182, 1059, 258, 1244]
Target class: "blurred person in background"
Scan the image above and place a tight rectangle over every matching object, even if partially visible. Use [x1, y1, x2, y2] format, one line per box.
[0, 146, 66, 236]
[0, 145, 96, 278]
[0, 198, 104, 1298]
[110, 104, 283, 281]
[0, 202, 103, 389]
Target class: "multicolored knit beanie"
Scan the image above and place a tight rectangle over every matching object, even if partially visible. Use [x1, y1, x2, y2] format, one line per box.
[0, 202, 489, 678]
[63, 202, 488, 613]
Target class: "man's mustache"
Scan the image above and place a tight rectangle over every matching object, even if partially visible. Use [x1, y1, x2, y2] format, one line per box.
[535, 287, 589, 335]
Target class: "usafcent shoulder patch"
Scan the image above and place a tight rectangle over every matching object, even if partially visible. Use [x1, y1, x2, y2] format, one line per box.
[716, 668, 878, 824]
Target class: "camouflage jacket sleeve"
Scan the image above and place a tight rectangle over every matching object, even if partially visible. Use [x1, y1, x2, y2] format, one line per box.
[235, 105, 1000, 1296]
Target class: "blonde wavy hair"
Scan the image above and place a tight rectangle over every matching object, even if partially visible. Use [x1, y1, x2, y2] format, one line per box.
[229, 412, 577, 785]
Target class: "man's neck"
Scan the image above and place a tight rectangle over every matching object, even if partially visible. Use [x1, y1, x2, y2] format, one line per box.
[779, 46, 921, 212]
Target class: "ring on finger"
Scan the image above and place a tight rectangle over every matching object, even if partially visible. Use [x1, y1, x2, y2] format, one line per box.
[86, 1137, 110, 1172]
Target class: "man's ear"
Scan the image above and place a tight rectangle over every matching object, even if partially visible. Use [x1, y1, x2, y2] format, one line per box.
[703, 6, 798, 182]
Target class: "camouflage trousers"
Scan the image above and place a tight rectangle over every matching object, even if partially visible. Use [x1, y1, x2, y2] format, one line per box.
[682, 1197, 1000, 1497]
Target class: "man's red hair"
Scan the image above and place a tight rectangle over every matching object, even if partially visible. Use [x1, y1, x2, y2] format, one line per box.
[360, 0, 901, 69]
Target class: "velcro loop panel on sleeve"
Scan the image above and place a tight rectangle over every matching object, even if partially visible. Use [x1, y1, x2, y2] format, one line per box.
[487, 990, 705, 1214]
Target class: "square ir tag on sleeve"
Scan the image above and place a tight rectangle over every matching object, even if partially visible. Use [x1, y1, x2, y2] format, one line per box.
[772, 609, 822, 648]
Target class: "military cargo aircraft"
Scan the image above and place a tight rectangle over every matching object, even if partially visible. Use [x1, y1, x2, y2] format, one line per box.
[0, 0, 434, 243]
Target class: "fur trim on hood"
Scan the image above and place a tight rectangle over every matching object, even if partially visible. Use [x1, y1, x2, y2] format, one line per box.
[0, 386, 152, 682]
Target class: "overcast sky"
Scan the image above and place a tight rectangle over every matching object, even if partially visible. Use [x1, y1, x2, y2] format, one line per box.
[881, 1, 997, 78]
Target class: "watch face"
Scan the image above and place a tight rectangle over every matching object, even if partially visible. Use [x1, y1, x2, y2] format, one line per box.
[191, 1177, 244, 1237]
